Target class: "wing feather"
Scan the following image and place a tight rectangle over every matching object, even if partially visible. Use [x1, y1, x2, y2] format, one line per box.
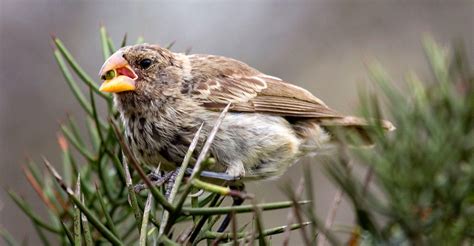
[188, 55, 340, 118]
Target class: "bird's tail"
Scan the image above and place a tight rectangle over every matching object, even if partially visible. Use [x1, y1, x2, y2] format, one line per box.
[319, 116, 395, 131]
[319, 116, 395, 145]
[293, 116, 394, 152]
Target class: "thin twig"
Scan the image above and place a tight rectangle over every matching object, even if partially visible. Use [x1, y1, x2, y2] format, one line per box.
[110, 118, 174, 212]
[139, 192, 153, 246]
[282, 179, 307, 246]
[231, 211, 238, 246]
[190, 103, 231, 180]
[282, 210, 294, 246]
[42, 158, 123, 245]
[22, 166, 59, 213]
[182, 200, 310, 215]
[291, 179, 311, 246]
[362, 167, 374, 196]
[318, 159, 354, 246]
[168, 103, 231, 235]
[159, 124, 204, 235]
[188, 194, 221, 243]
[73, 174, 82, 246]
[203, 222, 311, 241]
[121, 153, 142, 232]
[252, 200, 268, 246]
[168, 123, 204, 198]
[81, 194, 93, 246]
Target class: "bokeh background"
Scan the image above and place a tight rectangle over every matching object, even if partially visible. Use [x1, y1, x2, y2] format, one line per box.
[1, 0, 473, 244]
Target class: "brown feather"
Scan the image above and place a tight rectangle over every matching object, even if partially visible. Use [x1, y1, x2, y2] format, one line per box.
[188, 55, 342, 118]
[319, 116, 395, 131]
[186, 55, 395, 132]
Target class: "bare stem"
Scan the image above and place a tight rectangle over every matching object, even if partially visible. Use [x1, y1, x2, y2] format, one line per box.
[318, 160, 354, 246]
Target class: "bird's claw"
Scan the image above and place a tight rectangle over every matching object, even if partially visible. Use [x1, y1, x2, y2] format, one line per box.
[133, 171, 174, 193]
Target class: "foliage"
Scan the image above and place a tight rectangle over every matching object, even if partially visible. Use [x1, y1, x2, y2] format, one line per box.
[322, 37, 474, 245]
[2, 27, 473, 245]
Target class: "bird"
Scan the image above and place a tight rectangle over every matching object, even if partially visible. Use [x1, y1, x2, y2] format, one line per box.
[98, 43, 394, 182]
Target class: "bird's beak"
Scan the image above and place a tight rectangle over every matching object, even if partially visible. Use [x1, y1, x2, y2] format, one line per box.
[98, 51, 138, 93]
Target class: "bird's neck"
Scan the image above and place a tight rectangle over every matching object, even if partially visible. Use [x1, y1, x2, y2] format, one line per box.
[114, 93, 160, 118]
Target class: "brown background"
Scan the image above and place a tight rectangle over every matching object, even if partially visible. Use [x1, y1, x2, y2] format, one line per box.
[1, 0, 473, 244]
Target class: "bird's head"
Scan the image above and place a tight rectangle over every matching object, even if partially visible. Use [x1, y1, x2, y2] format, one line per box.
[98, 44, 175, 95]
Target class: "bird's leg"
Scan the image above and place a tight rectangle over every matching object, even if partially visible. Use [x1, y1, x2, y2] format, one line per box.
[217, 183, 246, 232]
[164, 168, 180, 198]
[135, 168, 243, 194]
[185, 168, 241, 181]
[133, 171, 175, 193]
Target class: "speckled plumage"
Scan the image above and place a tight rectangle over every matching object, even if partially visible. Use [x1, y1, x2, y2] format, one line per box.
[102, 44, 394, 180]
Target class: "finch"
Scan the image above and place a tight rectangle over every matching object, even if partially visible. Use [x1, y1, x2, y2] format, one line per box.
[98, 44, 394, 181]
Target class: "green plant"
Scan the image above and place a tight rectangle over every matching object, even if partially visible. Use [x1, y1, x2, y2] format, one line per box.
[3, 27, 473, 245]
[320, 37, 474, 245]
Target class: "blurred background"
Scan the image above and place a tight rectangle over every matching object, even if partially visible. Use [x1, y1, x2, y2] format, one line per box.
[1, 0, 473, 244]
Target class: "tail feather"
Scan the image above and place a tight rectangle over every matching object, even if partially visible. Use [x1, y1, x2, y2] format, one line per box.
[318, 116, 395, 145]
[319, 116, 395, 132]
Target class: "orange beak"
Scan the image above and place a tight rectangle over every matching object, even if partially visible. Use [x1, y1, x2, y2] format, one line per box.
[98, 51, 138, 93]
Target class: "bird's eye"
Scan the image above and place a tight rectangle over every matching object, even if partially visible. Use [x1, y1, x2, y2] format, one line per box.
[139, 59, 153, 69]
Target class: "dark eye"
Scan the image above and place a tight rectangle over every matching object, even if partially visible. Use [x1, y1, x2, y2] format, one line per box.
[139, 59, 152, 69]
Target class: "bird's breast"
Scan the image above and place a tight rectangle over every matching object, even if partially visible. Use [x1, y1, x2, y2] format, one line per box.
[121, 109, 198, 170]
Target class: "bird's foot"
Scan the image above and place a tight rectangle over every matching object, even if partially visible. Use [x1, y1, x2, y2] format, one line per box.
[134, 168, 186, 199]
[133, 171, 175, 193]
[164, 169, 180, 198]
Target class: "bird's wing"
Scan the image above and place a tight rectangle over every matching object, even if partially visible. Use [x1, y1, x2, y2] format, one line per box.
[187, 54, 341, 118]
